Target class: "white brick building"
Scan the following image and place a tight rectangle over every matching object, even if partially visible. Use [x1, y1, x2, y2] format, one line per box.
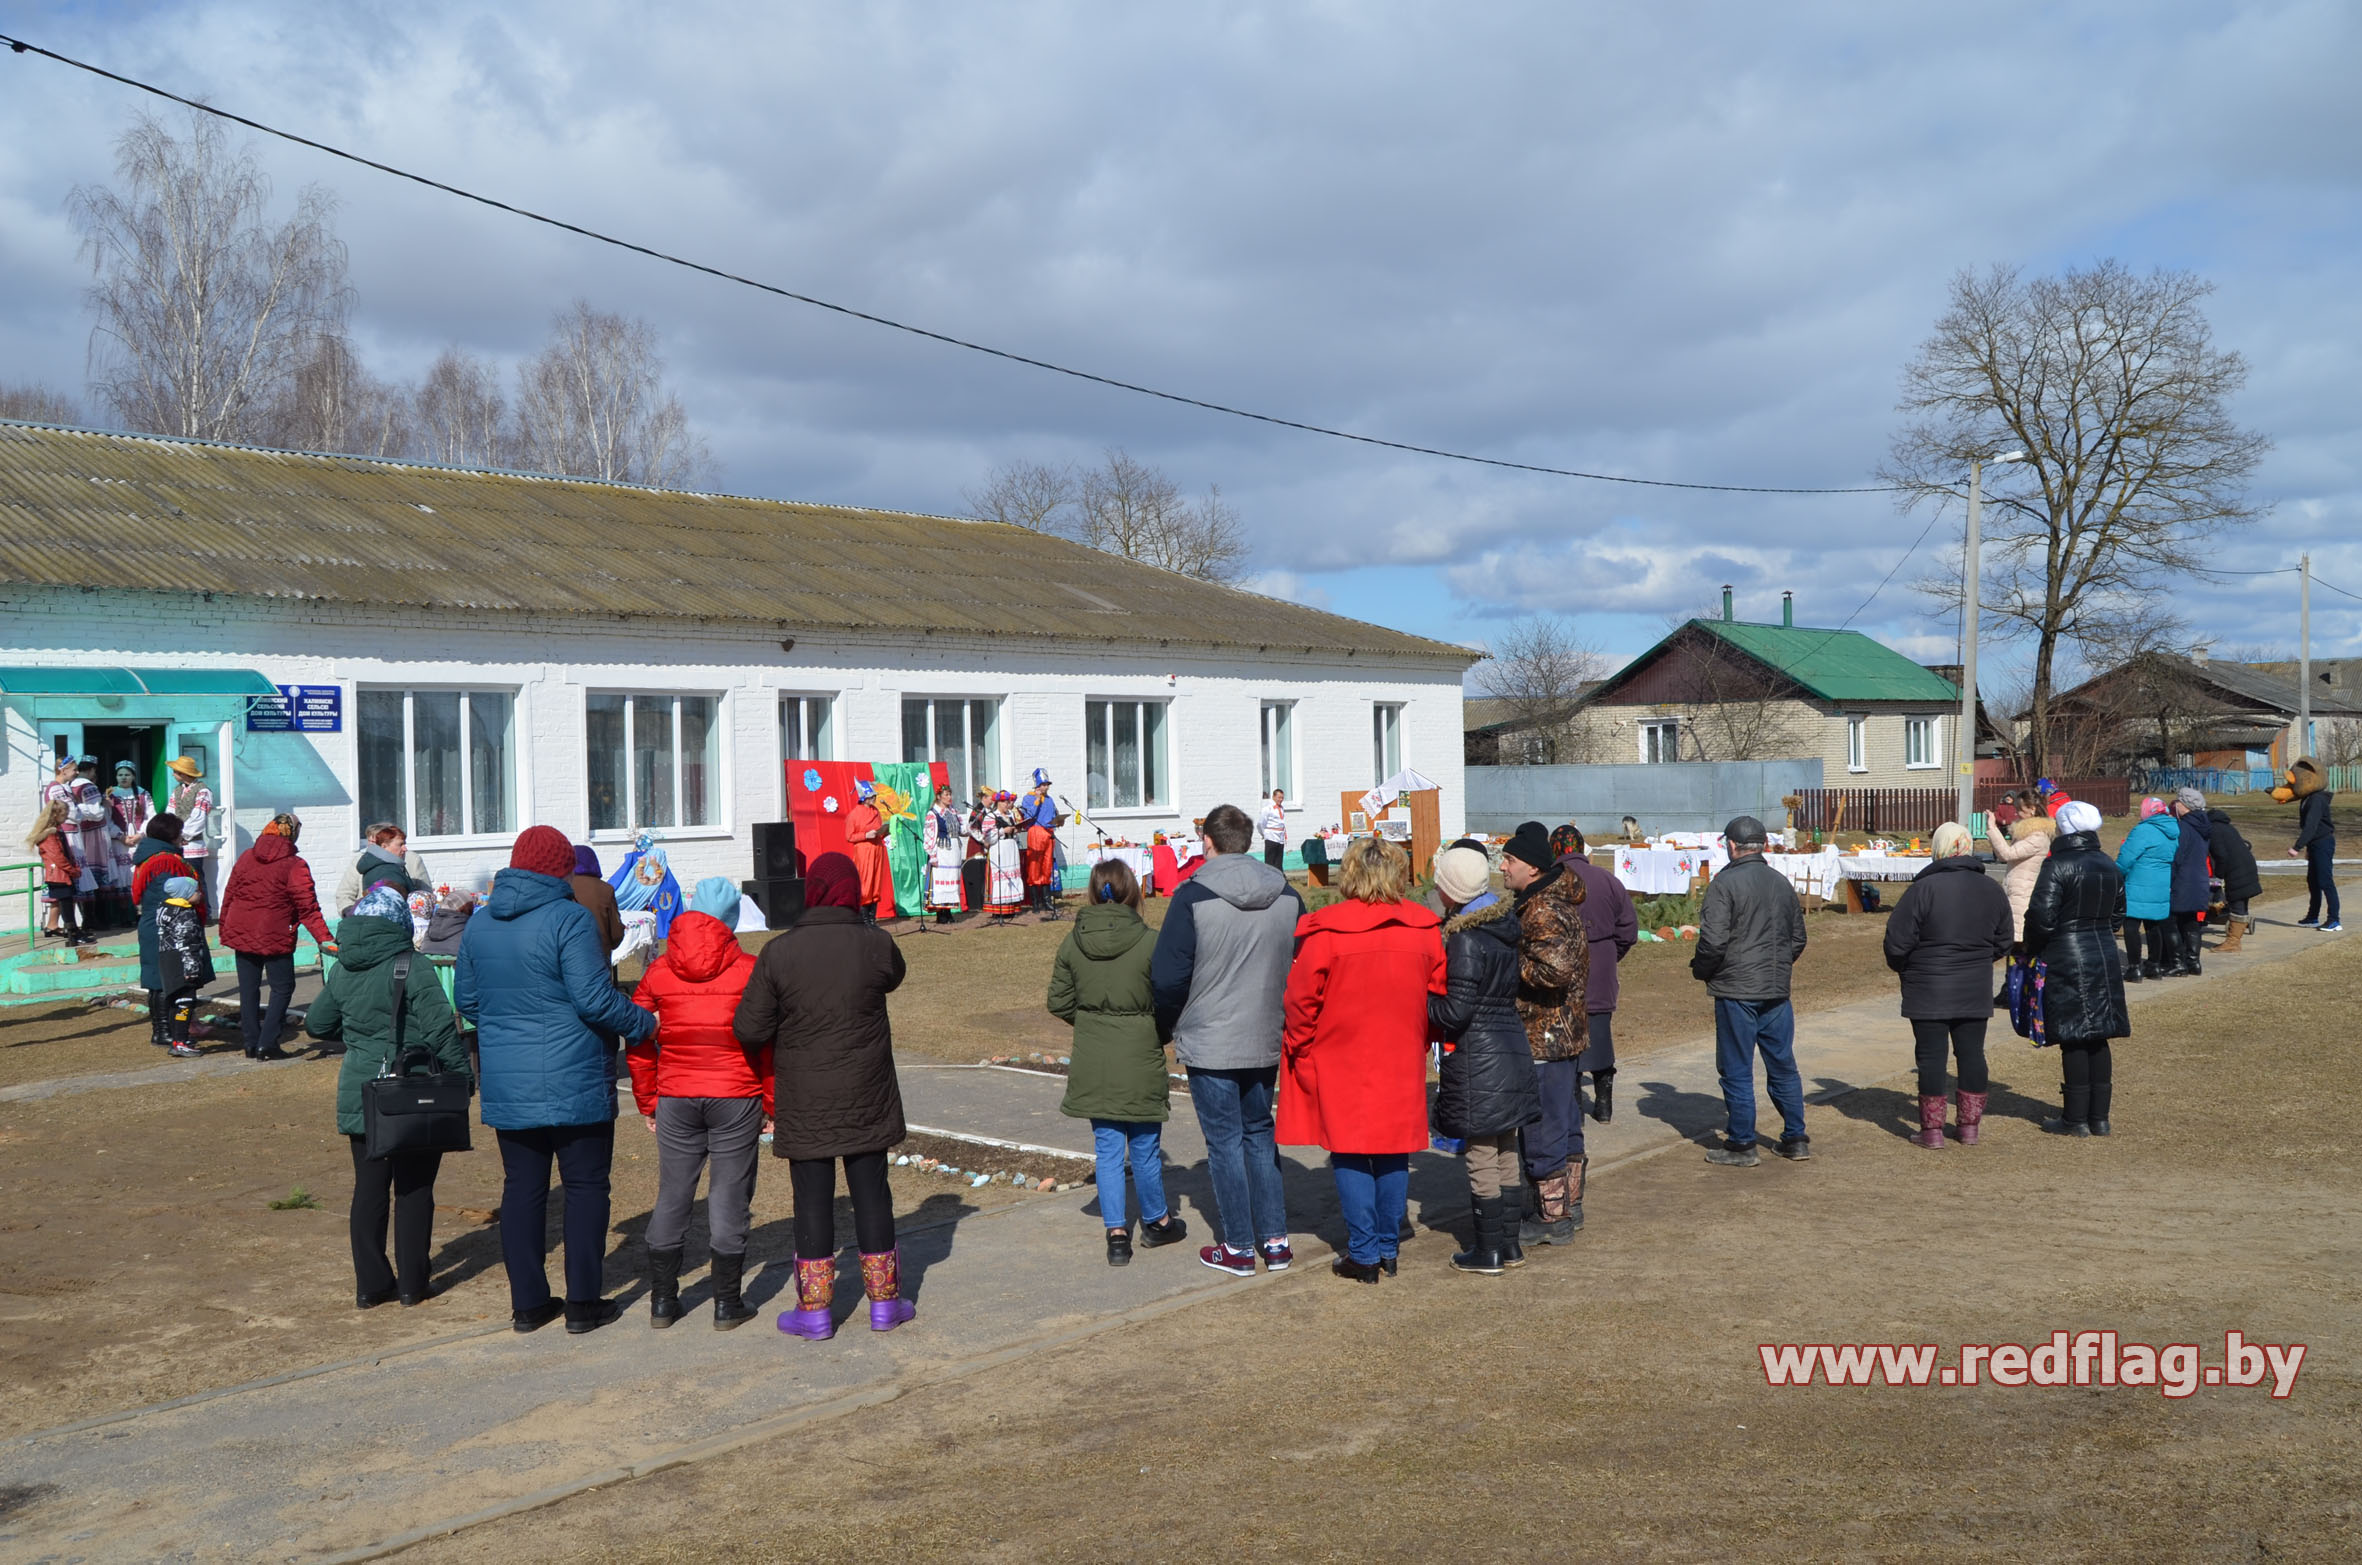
[0, 423, 1475, 907]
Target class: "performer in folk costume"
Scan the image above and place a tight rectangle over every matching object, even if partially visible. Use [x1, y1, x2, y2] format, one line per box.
[926, 783, 968, 921]
[844, 779, 896, 922]
[985, 791, 1027, 922]
[165, 755, 220, 916]
[104, 761, 155, 928]
[965, 788, 996, 862]
[1020, 769, 1064, 921]
[39, 756, 109, 927]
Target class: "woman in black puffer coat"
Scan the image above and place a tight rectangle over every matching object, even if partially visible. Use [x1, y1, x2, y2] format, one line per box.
[1883, 823, 2013, 1150]
[2022, 803, 2131, 1138]
[1427, 846, 1541, 1276]
[2203, 806, 2262, 951]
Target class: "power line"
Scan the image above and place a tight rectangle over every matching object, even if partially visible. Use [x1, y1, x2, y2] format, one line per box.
[2, 31, 1899, 498]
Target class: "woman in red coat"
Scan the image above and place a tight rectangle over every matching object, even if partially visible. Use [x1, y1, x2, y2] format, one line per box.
[627, 877, 765, 1331]
[1278, 836, 1446, 1282]
[217, 813, 335, 1060]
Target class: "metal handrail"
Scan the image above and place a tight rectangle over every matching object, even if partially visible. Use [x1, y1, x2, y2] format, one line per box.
[0, 860, 41, 945]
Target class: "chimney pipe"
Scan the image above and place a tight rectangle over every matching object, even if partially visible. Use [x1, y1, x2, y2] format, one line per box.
[1781, 590, 1794, 628]
[1721, 585, 1734, 622]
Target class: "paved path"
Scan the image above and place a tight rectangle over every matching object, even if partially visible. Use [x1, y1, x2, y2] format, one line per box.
[0, 897, 2337, 1564]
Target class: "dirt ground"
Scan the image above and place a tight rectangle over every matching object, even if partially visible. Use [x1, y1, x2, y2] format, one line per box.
[404, 933, 2362, 1564]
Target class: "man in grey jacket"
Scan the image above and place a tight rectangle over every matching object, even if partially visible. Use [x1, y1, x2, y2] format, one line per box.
[1690, 816, 1810, 1167]
[1151, 803, 1306, 1276]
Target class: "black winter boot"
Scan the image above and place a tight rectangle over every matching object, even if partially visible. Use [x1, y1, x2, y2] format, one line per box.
[147, 990, 168, 1048]
[1498, 1186, 1526, 1268]
[709, 1250, 756, 1330]
[2088, 1083, 2113, 1138]
[1450, 1194, 1503, 1274]
[1590, 1069, 1615, 1123]
[646, 1245, 683, 1329]
[2042, 1084, 2093, 1138]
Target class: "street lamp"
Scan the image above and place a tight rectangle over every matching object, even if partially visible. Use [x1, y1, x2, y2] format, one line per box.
[1960, 450, 2026, 833]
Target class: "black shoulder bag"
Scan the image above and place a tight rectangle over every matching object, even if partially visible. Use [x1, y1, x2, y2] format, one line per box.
[362, 954, 475, 1160]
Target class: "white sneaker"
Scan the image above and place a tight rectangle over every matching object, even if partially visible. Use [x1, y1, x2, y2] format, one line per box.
[2322, 921, 2345, 934]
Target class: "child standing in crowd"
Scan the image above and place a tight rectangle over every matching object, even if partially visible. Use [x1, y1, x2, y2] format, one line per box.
[1050, 860, 1186, 1266]
[156, 875, 213, 1058]
[26, 801, 91, 946]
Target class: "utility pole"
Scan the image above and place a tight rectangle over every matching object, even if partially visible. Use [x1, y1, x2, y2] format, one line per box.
[2297, 552, 2312, 762]
[1959, 451, 2023, 832]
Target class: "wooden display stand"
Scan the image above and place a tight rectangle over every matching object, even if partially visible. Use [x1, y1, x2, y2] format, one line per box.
[1340, 787, 1441, 880]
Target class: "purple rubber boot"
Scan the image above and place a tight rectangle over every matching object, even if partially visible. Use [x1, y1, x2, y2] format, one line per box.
[862, 1248, 916, 1332]
[778, 1256, 835, 1340]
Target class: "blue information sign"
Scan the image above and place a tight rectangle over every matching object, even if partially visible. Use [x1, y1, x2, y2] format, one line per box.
[247, 684, 343, 733]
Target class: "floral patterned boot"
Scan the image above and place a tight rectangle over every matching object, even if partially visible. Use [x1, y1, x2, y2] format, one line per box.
[862, 1248, 916, 1332]
[779, 1256, 835, 1341]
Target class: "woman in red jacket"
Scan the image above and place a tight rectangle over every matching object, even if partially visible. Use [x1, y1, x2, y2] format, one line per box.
[627, 876, 765, 1330]
[217, 813, 335, 1060]
[1278, 836, 1446, 1282]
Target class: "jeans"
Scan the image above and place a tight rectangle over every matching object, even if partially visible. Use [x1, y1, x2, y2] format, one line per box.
[235, 951, 296, 1055]
[645, 1096, 764, 1254]
[1330, 1152, 1409, 1265]
[1090, 1119, 1168, 1230]
[1522, 1057, 1585, 1179]
[2306, 839, 2340, 924]
[1713, 997, 1806, 1147]
[496, 1121, 616, 1311]
[1186, 1066, 1288, 1251]
[789, 1151, 896, 1259]
[1910, 1017, 1989, 1097]
[349, 1136, 442, 1299]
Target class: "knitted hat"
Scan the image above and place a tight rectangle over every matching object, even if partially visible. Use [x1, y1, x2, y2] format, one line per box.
[1501, 823, 1555, 872]
[510, 825, 576, 878]
[805, 851, 861, 909]
[2174, 787, 2207, 812]
[1433, 845, 1492, 906]
[688, 875, 742, 926]
[2057, 801, 2103, 835]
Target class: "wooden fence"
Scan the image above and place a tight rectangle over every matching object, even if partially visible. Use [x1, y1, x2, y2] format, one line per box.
[1789, 776, 2129, 835]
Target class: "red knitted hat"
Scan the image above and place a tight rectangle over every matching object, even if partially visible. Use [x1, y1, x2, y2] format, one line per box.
[510, 825, 577, 878]
[804, 851, 861, 909]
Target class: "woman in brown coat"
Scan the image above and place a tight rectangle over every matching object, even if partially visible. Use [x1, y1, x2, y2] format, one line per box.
[733, 852, 910, 1341]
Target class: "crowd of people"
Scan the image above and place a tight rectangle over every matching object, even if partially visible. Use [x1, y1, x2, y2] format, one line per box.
[63, 752, 2332, 1328]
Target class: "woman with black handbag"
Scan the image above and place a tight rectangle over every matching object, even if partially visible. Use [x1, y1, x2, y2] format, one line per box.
[308, 884, 474, 1308]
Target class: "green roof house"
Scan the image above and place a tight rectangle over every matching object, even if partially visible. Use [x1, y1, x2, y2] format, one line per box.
[1558, 587, 1968, 787]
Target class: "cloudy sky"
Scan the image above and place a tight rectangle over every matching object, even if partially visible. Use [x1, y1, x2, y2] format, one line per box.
[2, 1, 2358, 685]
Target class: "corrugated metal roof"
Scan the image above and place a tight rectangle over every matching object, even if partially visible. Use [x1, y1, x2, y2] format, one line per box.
[0, 422, 1478, 664]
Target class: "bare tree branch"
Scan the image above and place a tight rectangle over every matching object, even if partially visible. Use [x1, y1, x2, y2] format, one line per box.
[1884, 260, 2268, 776]
[513, 300, 713, 487]
[410, 347, 511, 468]
[1474, 616, 1608, 763]
[0, 383, 84, 425]
[972, 449, 1247, 581]
[965, 460, 1077, 533]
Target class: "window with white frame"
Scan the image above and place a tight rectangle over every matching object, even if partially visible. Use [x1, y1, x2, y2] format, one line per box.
[357, 689, 516, 840]
[903, 697, 1000, 802]
[1372, 703, 1403, 784]
[1640, 718, 1680, 765]
[1846, 715, 1867, 773]
[1260, 702, 1293, 798]
[1087, 699, 1170, 809]
[781, 695, 834, 763]
[587, 692, 720, 833]
[1905, 715, 1939, 769]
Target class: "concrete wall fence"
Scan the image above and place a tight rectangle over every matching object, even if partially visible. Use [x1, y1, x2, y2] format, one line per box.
[1466, 759, 1825, 836]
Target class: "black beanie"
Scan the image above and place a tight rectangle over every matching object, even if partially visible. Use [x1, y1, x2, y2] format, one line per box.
[1502, 823, 1555, 873]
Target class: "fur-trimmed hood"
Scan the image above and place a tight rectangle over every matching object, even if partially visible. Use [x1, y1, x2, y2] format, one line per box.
[1443, 896, 1515, 936]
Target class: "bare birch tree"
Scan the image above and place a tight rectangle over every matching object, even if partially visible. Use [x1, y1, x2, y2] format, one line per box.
[1074, 450, 1247, 582]
[1474, 615, 1607, 763]
[0, 384, 83, 424]
[70, 110, 351, 442]
[512, 301, 712, 486]
[410, 347, 511, 468]
[1884, 261, 2268, 778]
[267, 331, 410, 457]
[965, 459, 1076, 532]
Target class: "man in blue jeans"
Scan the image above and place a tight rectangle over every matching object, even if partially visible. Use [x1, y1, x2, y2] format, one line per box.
[1689, 816, 1811, 1167]
[1151, 803, 1306, 1276]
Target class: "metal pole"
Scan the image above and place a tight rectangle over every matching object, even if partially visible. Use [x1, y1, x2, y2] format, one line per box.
[1958, 459, 1981, 830]
[2297, 552, 2312, 762]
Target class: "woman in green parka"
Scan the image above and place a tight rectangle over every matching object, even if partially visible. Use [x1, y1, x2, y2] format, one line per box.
[1049, 860, 1188, 1267]
[307, 885, 474, 1308]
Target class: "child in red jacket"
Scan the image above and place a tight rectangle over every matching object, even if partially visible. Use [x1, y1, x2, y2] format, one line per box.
[628, 877, 765, 1330]
[25, 801, 91, 946]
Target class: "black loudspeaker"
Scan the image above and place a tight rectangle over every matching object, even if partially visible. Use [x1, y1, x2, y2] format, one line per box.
[753, 821, 801, 879]
[742, 877, 806, 927]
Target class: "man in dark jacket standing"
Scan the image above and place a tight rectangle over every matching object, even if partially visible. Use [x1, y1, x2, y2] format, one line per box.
[1691, 816, 1810, 1167]
[2287, 757, 2340, 932]
[457, 825, 657, 1335]
[1151, 803, 1305, 1277]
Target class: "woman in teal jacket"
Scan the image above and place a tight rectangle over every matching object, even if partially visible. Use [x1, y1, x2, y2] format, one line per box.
[308, 886, 472, 1308]
[455, 827, 656, 1335]
[2114, 801, 2179, 982]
